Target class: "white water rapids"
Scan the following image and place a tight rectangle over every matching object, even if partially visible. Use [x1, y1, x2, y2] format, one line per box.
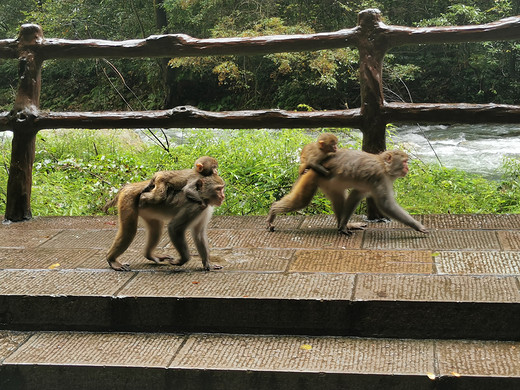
[392, 124, 520, 179]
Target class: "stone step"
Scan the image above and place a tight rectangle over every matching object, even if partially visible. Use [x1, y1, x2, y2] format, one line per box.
[1, 330, 519, 390]
[0, 268, 519, 340]
[1, 214, 520, 340]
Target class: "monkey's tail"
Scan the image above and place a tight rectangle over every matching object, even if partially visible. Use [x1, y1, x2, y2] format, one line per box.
[102, 193, 120, 214]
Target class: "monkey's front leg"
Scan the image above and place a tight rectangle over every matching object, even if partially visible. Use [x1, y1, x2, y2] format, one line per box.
[166, 217, 192, 267]
[191, 210, 222, 271]
[166, 208, 220, 271]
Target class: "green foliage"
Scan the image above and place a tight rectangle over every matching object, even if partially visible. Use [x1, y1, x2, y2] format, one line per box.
[1, 0, 519, 111]
[168, 14, 359, 110]
[0, 0, 164, 111]
[393, 162, 515, 214]
[1, 129, 519, 217]
[387, 0, 518, 105]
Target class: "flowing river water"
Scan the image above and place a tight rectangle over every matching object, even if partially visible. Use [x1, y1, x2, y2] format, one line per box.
[391, 123, 520, 179]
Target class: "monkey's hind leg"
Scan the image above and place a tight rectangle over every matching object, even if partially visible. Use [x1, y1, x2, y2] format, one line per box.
[266, 171, 319, 231]
[106, 212, 138, 271]
[142, 217, 173, 264]
[337, 189, 367, 236]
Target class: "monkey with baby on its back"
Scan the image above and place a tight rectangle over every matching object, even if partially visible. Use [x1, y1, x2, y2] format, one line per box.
[267, 132, 427, 236]
[103, 156, 224, 272]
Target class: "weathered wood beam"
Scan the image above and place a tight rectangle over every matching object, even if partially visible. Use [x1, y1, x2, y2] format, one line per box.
[4, 24, 43, 222]
[30, 106, 364, 130]
[33, 29, 360, 60]
[2, 15, 518, 62]
[0, 39, 18, 59]
[384, 15, 520, 47]
[0, 111, 9, 131]
[4, 103, 520, 133]
[383, 103, 520, 124]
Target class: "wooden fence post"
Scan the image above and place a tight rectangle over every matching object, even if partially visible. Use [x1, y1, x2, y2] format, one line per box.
[4, 24, 43, 222]
[357, 9, 390, 219]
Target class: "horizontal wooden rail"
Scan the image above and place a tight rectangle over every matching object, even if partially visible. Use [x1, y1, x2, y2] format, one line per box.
[384, 15, 520, 46]
[3, 103, 520, 132]
[1, 14, 519, 61]
[0, 30, 359, 60]
[0, 106, 362, 130]
[382, 103, 520, 123]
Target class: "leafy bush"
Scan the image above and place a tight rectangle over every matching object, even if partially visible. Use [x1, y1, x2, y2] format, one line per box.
[1, 128, 519, 217]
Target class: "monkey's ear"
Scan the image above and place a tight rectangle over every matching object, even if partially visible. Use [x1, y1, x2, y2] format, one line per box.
[318, 140, 325, 147]
[382, 151, 393, 163]
[195, 163, 204, 173]
[195, 179, 204, 191]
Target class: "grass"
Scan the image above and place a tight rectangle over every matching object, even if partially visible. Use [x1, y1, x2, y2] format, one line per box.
[1, 128, 519, 217]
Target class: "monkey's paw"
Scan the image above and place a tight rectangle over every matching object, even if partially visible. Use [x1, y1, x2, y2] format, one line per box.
[204, 263, 223, 271]
[346, 222, 367, 230]
[337, 228, 353, 236]
[109, 260, 131, 272]
[146, 255, 174, 264]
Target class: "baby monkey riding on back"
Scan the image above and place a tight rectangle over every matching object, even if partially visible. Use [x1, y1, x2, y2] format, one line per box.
[299, 133, 338, 177]
[139, 156, 218, 208]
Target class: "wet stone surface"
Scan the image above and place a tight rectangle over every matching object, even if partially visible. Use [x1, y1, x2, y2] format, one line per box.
[1, 215, 520, 386]
[4, 331, 183, 368]
[0, 269, 133, 296]
[171, 334, 435, 375]
[290, 249, 433, 274]
[436, 251, 520, 275]
[354, 274, 520, 302]
[119, 271, 355, 300]
[2, 330, 519, 379]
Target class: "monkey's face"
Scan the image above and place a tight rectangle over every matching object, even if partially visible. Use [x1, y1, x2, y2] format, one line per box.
[208, 185, 225, 206]
[388, 157, 409, 178]
[319, 140, 338, 154]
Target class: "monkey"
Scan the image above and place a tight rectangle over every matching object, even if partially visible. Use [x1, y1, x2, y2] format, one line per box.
[103, 173, 225, 272]
[299, 133, 338, 177]
[139, 156, 218, 208]
[266, 149, 427, 235]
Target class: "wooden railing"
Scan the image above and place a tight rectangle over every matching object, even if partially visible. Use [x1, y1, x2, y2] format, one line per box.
[1, 9, 520, 222]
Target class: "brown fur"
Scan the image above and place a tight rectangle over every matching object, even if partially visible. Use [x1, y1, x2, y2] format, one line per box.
[139, 156, 218, 207]
[104, 173, 225, 271]
[298, 133, 338, 176]
[267, 149, 426, 235]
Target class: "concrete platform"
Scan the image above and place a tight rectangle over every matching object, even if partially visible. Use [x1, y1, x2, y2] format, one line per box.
[1, 214, 519, 389]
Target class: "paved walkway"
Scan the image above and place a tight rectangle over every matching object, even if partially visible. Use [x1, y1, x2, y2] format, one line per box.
[1, 214, 519, 389]
[1, 213, 520, 275]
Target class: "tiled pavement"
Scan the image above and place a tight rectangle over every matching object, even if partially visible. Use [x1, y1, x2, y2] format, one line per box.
[0, 214, 519, 389]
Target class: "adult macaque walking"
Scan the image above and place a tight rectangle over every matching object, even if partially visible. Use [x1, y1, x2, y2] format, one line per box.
[267, 149, 427, 235]
[104, 173, 225, 271]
